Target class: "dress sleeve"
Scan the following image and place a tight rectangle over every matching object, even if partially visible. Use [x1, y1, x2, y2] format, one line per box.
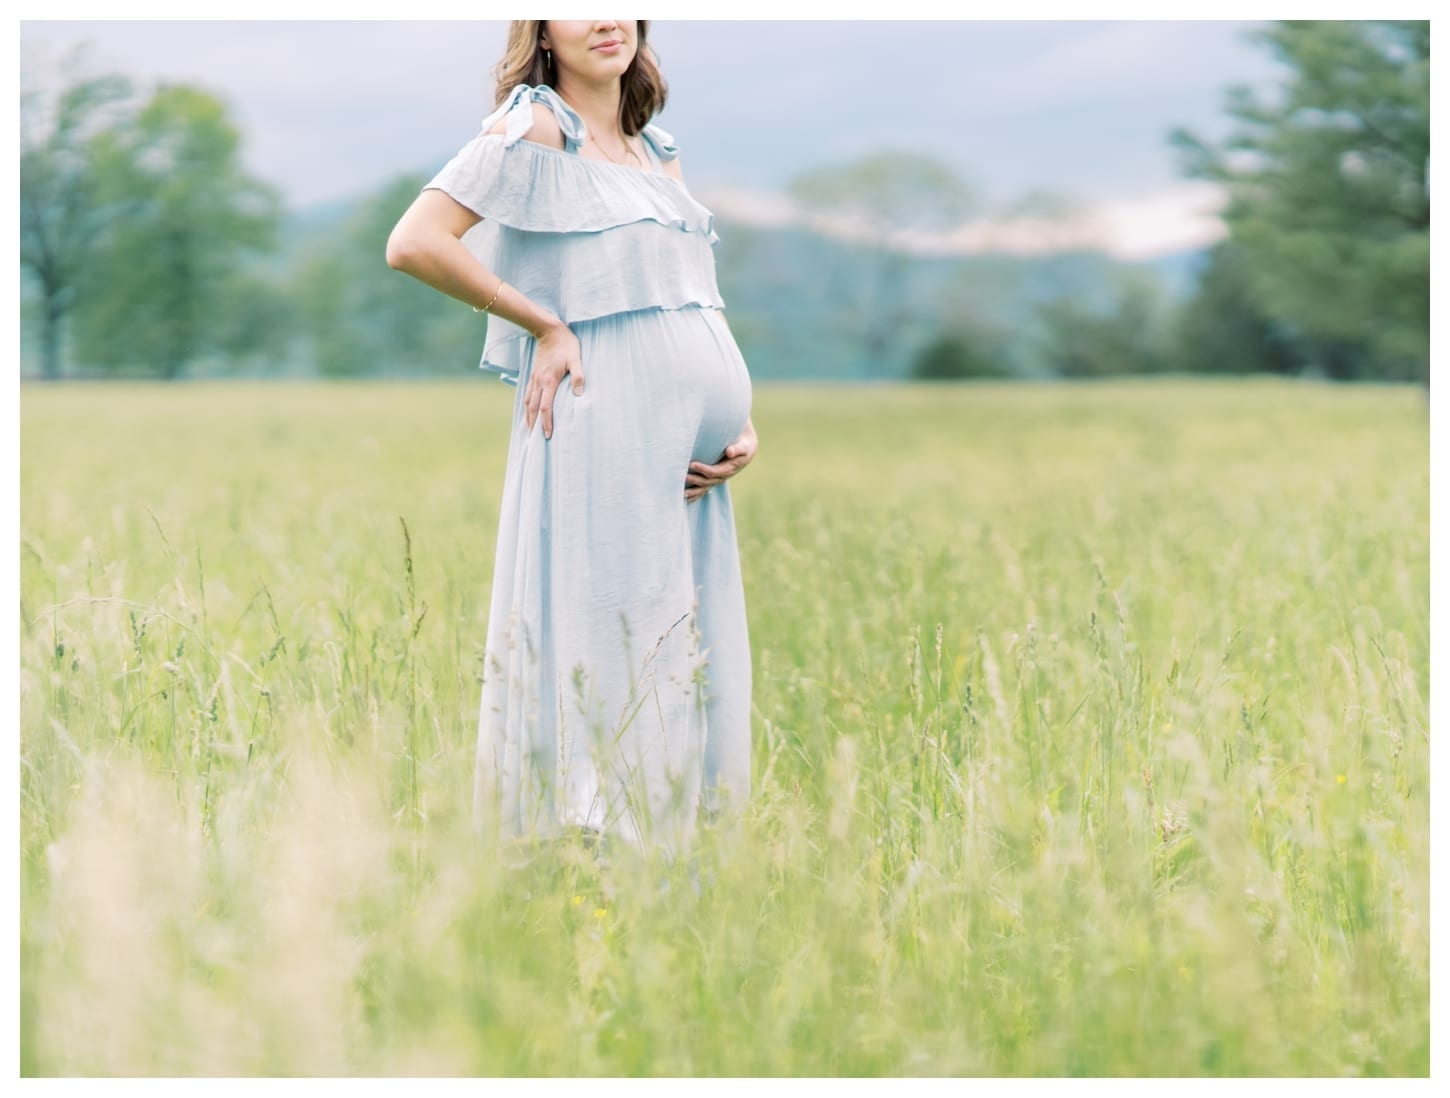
[420, 84, 587, 225]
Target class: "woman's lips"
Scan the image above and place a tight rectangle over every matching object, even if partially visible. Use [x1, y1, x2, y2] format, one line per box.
[592, 41, 623, 52]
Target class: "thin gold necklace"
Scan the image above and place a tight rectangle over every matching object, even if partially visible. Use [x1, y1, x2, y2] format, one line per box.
[553, 88, 644, 168]
[588, 130, 642, 167]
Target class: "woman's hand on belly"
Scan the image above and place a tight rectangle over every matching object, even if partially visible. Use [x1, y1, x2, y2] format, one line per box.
[527, 322, 585, 440]
[685, 419, 758, 501]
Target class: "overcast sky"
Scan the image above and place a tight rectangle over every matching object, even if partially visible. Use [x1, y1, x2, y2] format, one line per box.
[19, 18, 1295, 258]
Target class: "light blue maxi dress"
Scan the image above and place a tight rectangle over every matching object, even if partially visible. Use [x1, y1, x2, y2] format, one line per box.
[422, 84, 753, 859]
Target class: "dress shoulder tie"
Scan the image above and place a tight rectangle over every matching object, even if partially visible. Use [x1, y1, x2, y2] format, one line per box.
[480, 83, 588, 153]
[640, 122, 679, 163]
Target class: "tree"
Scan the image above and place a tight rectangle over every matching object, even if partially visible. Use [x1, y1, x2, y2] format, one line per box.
[293, 175, 480, 377]
[910, 328, 1014, 380]
[1035, 268, 1172, 378]
[914, 252, 1042, 380]
[73, 84, 282, 378]
[789, 152, 975, 378]
[19, 46, 134, 380]
[1172, 242, 1303, 376]
[1169, 21, 1428, 383]
[209, 273, 297, 375]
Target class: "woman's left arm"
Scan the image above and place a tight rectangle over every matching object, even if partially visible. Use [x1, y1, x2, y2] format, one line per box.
[685, 419, 757, 501]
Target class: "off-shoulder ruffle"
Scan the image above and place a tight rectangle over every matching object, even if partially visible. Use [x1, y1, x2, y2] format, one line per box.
[423, 90, 716, 242]
[422, 84, 724, 384]
[426, 136, 717, 241]
[467, 214, 726, 384]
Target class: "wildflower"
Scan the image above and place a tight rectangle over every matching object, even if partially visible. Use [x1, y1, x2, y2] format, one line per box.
[571, 894, 584, 906]
[1336, 774, 1347, 786]
[594, 907, 608, 919]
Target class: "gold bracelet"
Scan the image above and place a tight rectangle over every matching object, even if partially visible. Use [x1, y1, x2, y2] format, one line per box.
[473, 278, 506, 313]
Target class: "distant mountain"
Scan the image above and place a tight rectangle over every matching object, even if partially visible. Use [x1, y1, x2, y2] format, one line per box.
[706, 214, 1209, 380]
[1142, 247, 1211, 301]
[276, 193, 1210, 381]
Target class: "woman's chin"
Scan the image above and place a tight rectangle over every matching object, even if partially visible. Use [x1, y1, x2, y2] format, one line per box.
[575, 52, 634, 82]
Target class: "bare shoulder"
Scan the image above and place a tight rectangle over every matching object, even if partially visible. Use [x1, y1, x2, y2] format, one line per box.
[485, 100, 566, 150]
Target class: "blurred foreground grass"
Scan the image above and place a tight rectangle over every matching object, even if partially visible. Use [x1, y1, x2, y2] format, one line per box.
[19, 377, 1428, 1076]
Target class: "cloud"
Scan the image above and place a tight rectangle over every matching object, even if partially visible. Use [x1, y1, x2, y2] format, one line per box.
[696, 180, 1229, 260]
[19, 20, 1284, 212]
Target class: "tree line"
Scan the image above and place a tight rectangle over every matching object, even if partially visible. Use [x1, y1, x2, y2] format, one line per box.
[846, 21, 1426, 385]
[20, 22, 1428, 385]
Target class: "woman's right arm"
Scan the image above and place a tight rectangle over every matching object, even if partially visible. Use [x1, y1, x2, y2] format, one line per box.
[384, 116, 583, 439]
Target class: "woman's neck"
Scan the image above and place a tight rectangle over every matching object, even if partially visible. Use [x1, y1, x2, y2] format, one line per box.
[552, 75, 625, 139]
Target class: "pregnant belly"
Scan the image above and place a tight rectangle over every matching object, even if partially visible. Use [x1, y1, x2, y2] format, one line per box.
[572, 306, 753, 467]
[674, 307, 753, 463]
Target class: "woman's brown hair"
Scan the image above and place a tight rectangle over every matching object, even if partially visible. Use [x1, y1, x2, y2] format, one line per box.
[492, 21, 667, 137]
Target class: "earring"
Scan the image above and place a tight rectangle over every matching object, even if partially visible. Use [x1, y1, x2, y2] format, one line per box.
[544, 47, 552, 68]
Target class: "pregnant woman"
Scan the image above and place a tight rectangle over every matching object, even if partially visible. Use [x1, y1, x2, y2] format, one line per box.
[386, 20, 756, 861]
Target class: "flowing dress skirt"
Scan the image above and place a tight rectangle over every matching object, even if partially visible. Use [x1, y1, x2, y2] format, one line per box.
[473, 304, 753, 859]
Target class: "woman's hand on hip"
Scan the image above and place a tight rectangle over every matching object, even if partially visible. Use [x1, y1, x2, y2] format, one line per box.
[685, 419, 758, 501]
[525, 322, 584, 440]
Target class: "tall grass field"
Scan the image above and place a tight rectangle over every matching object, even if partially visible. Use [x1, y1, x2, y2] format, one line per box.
[19, 378, 1429, 1076]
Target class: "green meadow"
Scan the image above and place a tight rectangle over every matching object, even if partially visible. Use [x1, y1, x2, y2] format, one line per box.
[19, 378, 1429, 1076]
